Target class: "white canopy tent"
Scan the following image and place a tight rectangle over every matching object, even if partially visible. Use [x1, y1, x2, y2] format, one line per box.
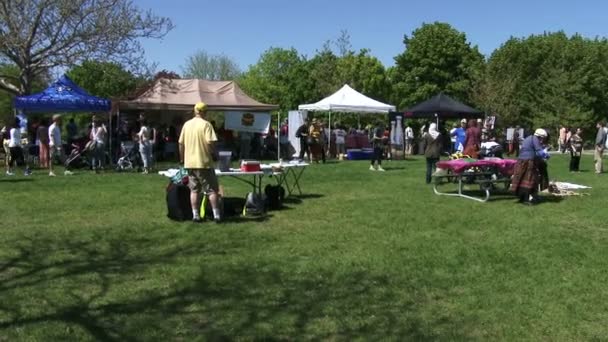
[297, 84, 396, 151]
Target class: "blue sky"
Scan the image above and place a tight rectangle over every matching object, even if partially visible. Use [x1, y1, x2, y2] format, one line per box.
[134, 0, 608, 72]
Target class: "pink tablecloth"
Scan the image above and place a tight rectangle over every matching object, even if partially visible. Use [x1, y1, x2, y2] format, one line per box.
[436, 159, 517, 176]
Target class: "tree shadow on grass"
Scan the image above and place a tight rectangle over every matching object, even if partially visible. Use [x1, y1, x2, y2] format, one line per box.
[536, 195, 565, 204]
[0, 178, 34, 183]
[0, 233, 469, 340]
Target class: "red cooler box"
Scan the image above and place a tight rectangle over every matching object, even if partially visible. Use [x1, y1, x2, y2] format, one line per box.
[240, 160, 261, 172]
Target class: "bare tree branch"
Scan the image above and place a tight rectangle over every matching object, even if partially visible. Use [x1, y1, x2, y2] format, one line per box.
[0, 0, 173, 95]
[0, 77, 20, 94]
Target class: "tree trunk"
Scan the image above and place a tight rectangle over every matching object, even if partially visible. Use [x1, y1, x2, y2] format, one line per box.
[20, 69, 33, 95]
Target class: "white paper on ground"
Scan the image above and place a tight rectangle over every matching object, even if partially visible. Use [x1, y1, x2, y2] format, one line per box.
[553, 182, 592, 190]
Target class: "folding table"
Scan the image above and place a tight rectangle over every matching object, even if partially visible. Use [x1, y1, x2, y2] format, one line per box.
[269, 162, 308, 197]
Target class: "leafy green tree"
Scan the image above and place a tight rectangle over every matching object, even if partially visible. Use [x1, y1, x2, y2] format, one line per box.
[306, 45, 341, 101]
[182, 51, 241, 80]
[67, 61, 139, 99]
[392, 22, 484, 110]
[239, 47, 311, 112]
[0, 0, 173, 95]
[336, 49, 390, 102]
[478, 32, 608, 134]
[0, 63, 48, 125]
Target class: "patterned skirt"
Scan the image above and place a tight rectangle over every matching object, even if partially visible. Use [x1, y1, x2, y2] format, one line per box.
[510, 159, 540, 195]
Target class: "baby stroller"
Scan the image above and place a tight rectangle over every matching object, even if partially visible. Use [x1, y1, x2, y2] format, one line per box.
[479, 144, 504, 159]
[64, 141, 90, 170]
[115, 141, 142, 172]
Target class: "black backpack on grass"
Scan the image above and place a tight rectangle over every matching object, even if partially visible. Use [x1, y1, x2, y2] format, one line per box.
[202, 196, 246, 220]
[264, 184, 285, 210]
[166, 182, 192, 221]
[244, 192, 267, 216]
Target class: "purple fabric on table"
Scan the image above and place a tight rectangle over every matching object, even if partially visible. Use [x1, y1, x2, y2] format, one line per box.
[436, 159, 517, 176]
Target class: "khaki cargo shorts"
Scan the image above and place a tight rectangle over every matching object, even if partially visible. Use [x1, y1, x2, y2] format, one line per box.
[50, 145, 64, 161]
[187, 168, 219, 194]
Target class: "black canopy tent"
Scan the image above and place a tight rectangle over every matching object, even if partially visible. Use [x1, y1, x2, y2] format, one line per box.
[391, 92, 484, 120]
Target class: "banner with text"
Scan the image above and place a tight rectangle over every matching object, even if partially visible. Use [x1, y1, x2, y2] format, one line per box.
[224, 111, 271, 134]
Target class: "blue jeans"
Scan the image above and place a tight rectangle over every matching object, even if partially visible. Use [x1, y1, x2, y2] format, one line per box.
[92, 143, 105, 170]
[139, 142, 152, 169]
[426, 158, 438, 184]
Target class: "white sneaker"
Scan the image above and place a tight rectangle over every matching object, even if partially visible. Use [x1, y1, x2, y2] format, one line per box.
[6, 171, 14, 176]
[377, 166, 386, 172]
[49, 172, 56, 177]
[64, 170, 74, 175]
[369, 165, 376, 171]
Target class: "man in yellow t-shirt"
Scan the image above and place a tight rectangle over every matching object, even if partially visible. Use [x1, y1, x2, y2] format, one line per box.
[179, 102, 221, 223]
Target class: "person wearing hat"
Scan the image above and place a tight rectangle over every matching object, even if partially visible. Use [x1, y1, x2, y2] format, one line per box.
[510, 128, 550, 205]
[178, 102, 222, 223]
[450, 119, 467, 154]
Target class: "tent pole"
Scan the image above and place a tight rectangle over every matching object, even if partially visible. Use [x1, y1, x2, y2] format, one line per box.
[328, 110, 332, 157]
[109, 109, 112, 166]
[277, 111, 280, 162]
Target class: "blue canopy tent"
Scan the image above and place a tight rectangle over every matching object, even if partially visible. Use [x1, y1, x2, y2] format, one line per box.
[14, 75, 111, 112]
[14, 75, 113, 163]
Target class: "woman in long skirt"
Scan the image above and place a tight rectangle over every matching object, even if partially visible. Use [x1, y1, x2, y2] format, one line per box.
[510, 128, 549, 205]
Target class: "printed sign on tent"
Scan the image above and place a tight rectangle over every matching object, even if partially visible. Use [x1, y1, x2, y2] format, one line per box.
[224, 111, 271, 134]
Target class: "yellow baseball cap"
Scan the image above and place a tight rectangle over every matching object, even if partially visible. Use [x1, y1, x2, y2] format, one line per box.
[194, 102, 207, 113]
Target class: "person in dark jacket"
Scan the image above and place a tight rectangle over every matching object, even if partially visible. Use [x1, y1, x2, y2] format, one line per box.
[370, 121, 386, 171]
[424, 123, 443, 184]
[295, 120, 310, 161]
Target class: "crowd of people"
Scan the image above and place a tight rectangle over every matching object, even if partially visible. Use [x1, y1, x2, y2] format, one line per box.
[0, 113, 157, 176]
[3, 107, 607, 209]
[556, 123, 608, 174]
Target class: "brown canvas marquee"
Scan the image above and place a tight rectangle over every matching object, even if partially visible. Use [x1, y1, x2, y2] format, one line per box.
[119, 78, 278, 112]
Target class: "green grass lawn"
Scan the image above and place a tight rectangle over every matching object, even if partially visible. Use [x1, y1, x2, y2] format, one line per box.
[1, 154, 607, 340]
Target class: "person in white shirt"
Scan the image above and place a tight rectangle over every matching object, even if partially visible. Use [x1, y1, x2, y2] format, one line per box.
[404, 124, 414, 156]
[138, 118, 152, 174]
[6, 118, 25, 176]
[90, 114, 107, 172]
[48, 114, 63, 176]
[333, 125, 347, 160]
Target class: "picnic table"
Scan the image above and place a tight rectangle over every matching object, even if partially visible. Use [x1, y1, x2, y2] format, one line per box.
[432, 158, 517, 202]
